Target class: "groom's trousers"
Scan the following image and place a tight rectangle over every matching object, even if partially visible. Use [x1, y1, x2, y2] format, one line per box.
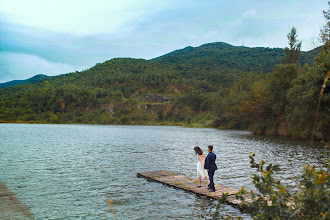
[208, 169, 215, 190]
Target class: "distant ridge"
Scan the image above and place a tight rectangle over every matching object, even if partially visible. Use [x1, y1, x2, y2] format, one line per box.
[1, 42, 320, 89]
[0, 41, 325, 134]
[153, 42, 320, 73]
[0, 74, 50, 89]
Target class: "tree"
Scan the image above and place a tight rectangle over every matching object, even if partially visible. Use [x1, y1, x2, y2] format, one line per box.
[268, 64, 297, 115]
[233, 149, 330, 220]
[237, 80, 272, 133]
[282, 27, 302, 65]
[320, 1, 330, 50]
[286, 46, 330, 140]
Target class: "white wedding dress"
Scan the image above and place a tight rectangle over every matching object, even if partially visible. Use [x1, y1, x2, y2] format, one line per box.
[197, 156, 208, 178]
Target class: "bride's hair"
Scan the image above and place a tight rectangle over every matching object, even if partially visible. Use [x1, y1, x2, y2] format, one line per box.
[194, 146, 203, 155]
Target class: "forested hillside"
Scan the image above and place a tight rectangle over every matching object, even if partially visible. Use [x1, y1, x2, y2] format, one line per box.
[153, 42, 320, 72]
[0, 42, 329, 140]
[0, 74, 50, 89]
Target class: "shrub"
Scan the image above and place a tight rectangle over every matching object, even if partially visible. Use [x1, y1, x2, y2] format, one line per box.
[232, 143, 329, 219]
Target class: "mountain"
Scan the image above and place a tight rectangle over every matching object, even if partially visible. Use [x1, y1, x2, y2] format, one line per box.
[0, 74, 50, 89]
[1, 42, 319, 90]
[0, 42, 322, 128]
[153, 42, 320, 73]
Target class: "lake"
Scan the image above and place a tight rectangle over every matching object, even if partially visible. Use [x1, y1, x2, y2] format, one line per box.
[0, 124, 326, 219]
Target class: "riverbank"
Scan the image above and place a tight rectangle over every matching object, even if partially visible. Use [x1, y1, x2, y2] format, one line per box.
[0, 181, 34, 219]
[0, 120, 206, 127]
[1, 120, 328, 142]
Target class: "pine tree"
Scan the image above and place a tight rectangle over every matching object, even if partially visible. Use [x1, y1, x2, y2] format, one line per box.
[282, 27, 302, 65]
[320, 1, 330, 52]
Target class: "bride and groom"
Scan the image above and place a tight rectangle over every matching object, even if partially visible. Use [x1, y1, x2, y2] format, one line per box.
[194, 145, 217, 192]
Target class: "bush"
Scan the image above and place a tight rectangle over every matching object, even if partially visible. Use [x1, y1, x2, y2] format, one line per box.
[229, 143, 330, 219]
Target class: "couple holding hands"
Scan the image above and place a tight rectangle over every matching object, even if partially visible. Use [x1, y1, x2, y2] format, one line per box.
[194, 145, 217, 192]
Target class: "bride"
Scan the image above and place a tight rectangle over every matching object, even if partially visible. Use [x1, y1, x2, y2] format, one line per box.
[194, 146, 210, 187]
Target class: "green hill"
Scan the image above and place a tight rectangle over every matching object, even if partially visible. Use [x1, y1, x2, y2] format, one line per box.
[153, 42, 320, 73]
[0, 74, 50, 89]
[1, 42, 319, 90]
[1, 42, 325, 139]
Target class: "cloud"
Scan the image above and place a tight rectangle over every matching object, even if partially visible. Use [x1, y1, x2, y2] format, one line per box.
[0, 0, 173, 36]
[0, 0, 328, 83]
[0, 52, 81, 83]
[242, 10, 257, 18]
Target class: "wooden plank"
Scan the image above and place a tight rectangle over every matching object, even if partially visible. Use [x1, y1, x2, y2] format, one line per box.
[0, 181, 34, 220]
[137, 170, 272, 208]
[137, 170, 243, 206]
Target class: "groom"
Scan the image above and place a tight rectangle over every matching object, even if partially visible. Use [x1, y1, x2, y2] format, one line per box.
[204, 145, 217, 192]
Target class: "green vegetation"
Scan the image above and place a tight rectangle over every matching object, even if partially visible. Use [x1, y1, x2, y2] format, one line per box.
[216, 141, 329, 220]
[173, 181, 183, 185]
[282, 27, 302, 65]
[213, 143, 329, 220]
[213, 7, 330, 215]
[209, 22, 330, 140]
[0, 4, 329, 141]
[0, 74, 50, 89]
[0, 43, 328, 140]
[153, 42, 317, 74]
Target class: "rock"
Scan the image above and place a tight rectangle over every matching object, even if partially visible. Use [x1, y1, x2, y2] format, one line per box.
[137, 94, 170, 103]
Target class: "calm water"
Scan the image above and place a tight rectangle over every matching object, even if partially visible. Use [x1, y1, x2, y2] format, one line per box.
[0, 124, 326, 219]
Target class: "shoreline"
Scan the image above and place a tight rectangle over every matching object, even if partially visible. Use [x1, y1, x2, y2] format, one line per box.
[0, 181, 34, 220]
[0, 120, 200, 127]
[1, 121, 327, 143]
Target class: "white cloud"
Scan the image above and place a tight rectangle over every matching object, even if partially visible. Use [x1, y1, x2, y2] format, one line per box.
[0, 0, 327, 83]
[0, 0, 171, 36]
[0, 52, 81, 83]
[242, 10, 257, 18]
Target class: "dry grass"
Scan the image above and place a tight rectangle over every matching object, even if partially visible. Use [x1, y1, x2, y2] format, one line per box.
[173, 181, 183, 185]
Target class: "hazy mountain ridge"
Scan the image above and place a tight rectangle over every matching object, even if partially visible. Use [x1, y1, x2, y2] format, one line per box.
[153, 42, 320, 73]
[1, 42, 319, 89]
[0, 74, 50, 89]
[1, 41, 327, 141]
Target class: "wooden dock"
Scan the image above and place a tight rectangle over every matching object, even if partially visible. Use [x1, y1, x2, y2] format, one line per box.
[0, 181, 34, 220]
[137, 170, 253, 207]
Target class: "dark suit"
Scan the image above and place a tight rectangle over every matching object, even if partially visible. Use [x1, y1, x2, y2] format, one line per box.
[204, 152, 217, 191]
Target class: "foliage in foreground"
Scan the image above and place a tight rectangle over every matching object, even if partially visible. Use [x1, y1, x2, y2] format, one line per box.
[215, 143, 329, 220]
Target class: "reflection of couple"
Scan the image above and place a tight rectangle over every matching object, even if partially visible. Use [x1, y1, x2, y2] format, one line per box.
[194, 145, 217, 192]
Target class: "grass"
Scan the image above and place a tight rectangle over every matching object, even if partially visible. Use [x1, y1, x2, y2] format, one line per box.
[173, 181, 183, 185]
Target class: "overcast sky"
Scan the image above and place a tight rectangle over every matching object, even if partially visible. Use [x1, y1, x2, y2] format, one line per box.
[0, 0, 328, 83]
